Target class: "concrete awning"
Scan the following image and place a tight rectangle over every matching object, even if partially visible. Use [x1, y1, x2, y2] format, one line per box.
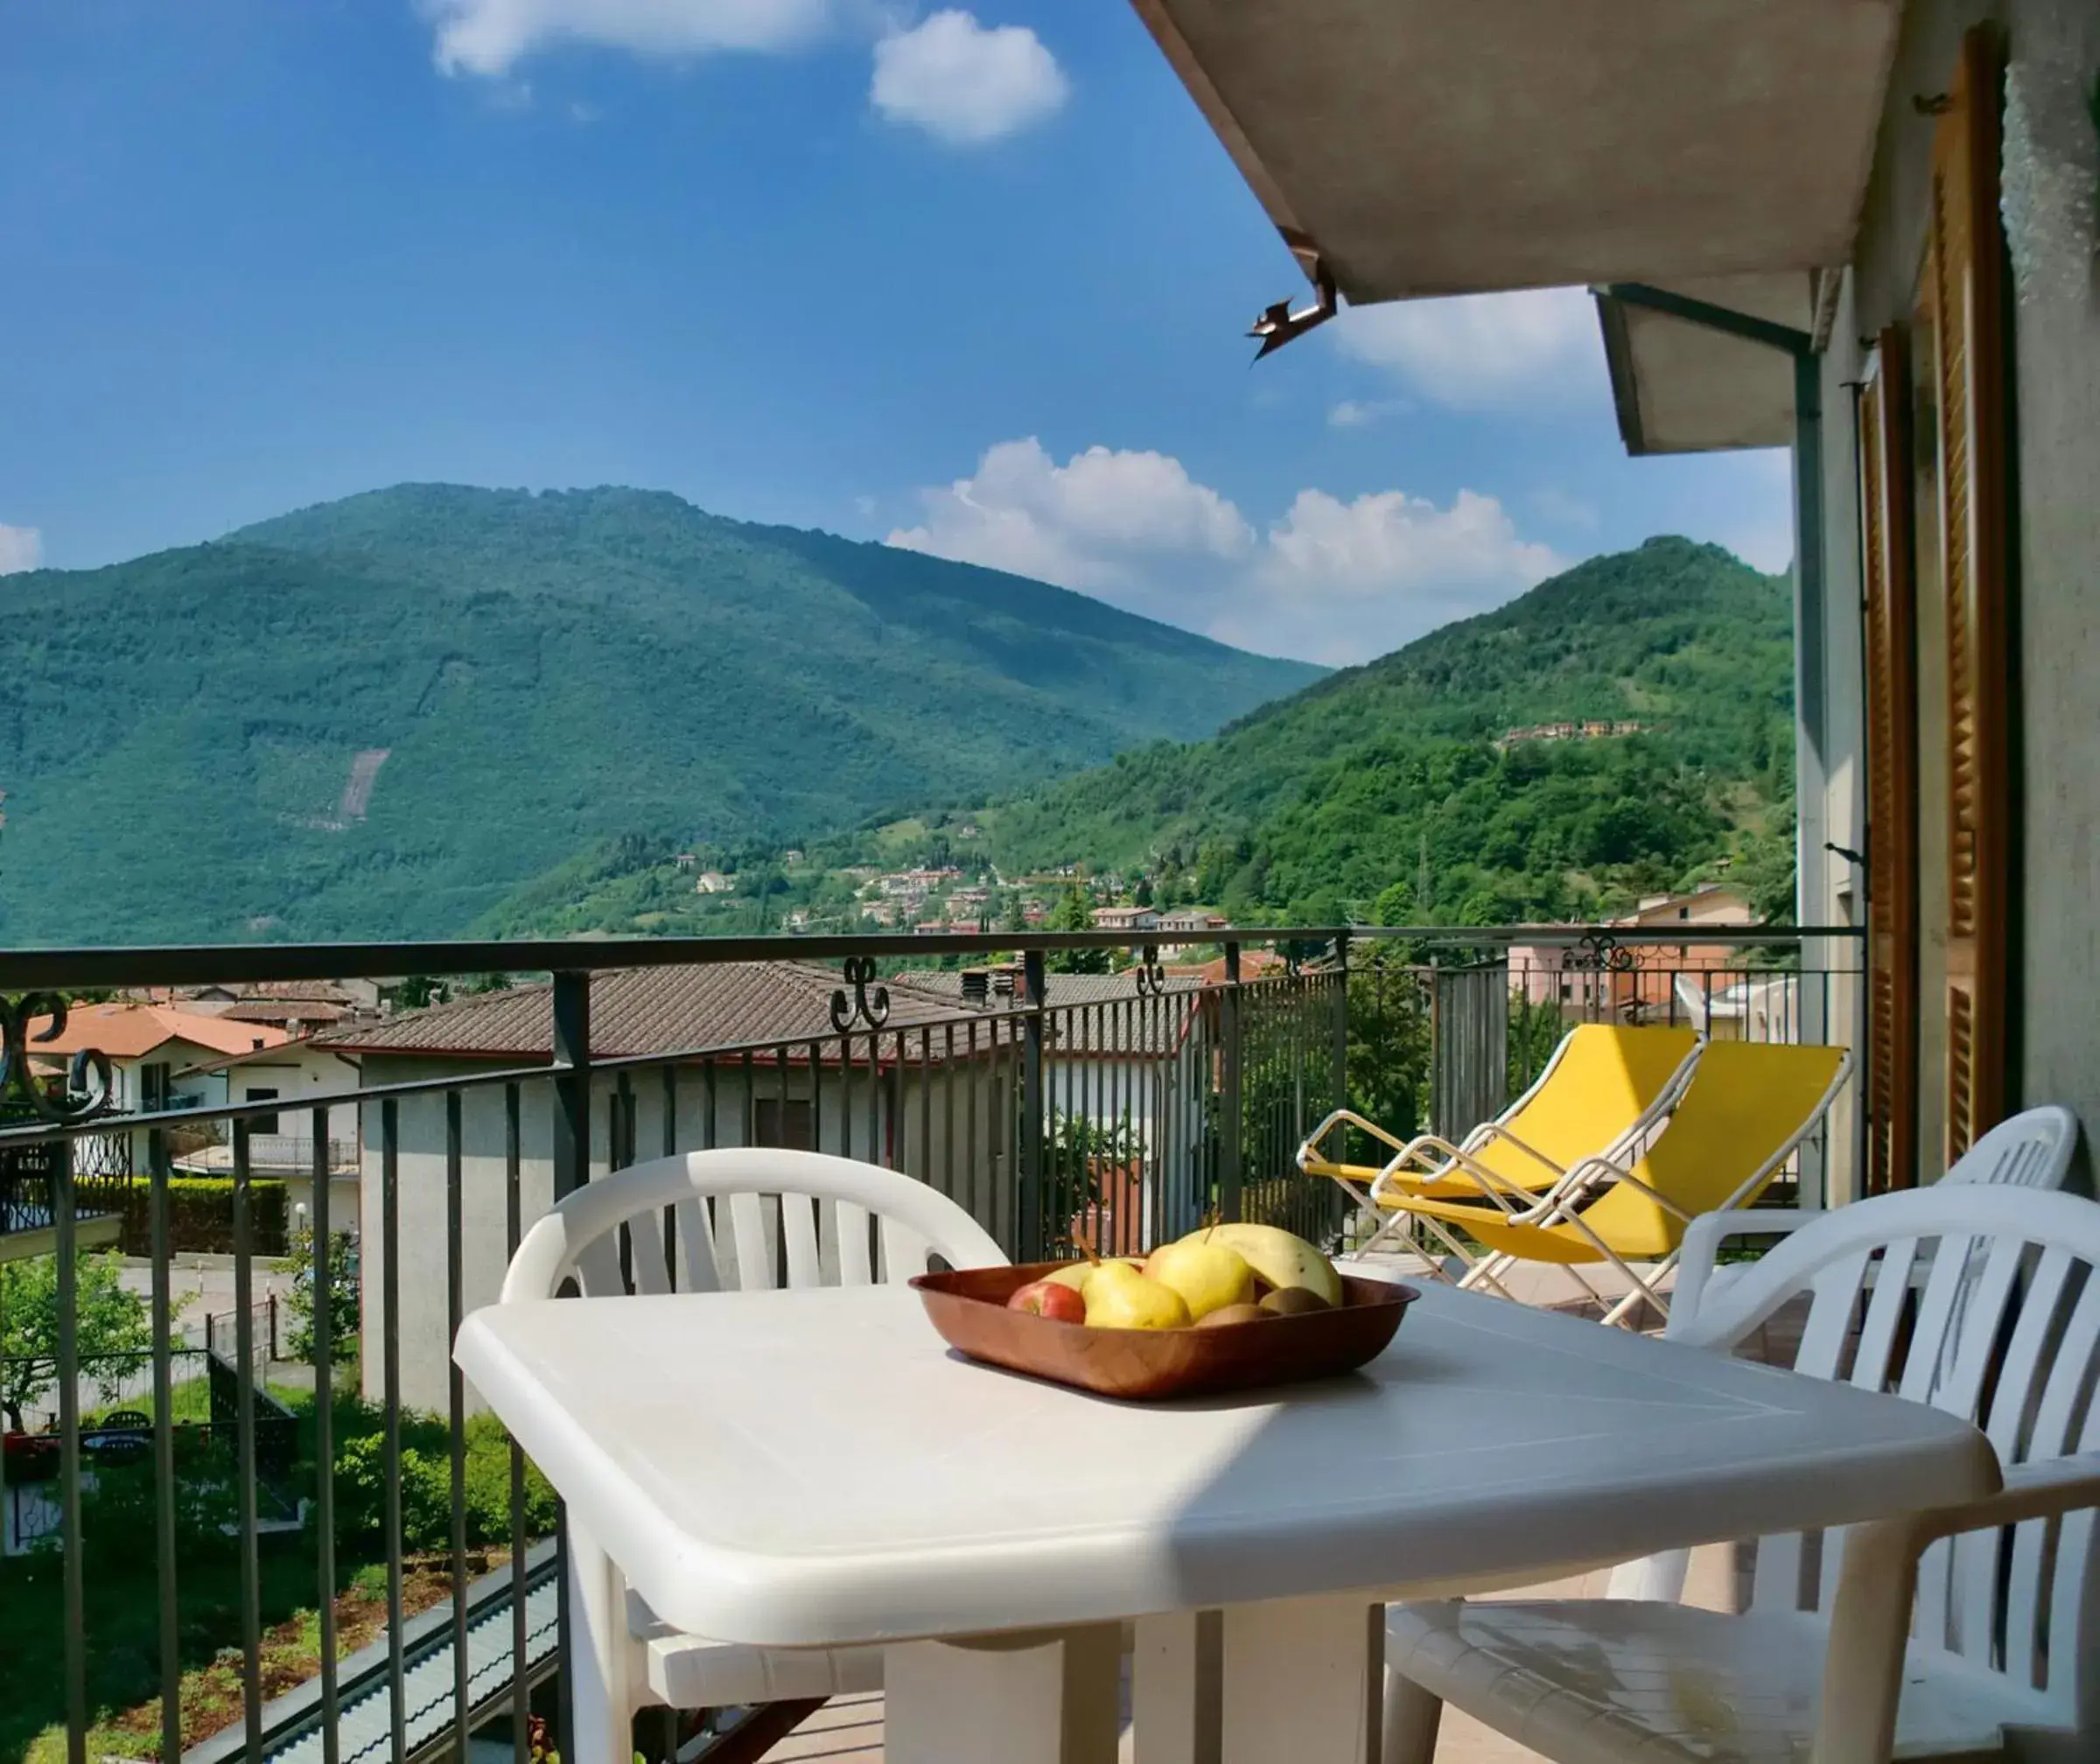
[1596, 274, 1814, 454]
[1131, 0, 1900, 298]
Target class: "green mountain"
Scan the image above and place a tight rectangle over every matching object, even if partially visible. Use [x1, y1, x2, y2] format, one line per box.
[975, 537, 1796, 925]
[0, 485, 1320, 943]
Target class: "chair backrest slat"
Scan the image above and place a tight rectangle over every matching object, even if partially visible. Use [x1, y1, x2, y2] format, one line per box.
[1676, 1177, 2099, 1744]
[725, 1190, 774, 1292]
[781, 1194, 822, 1290]
[502, 1147, 1007, 1308]
[673, 1198, 721, 1293]
[625, 1209, 672, 1297]
[836, 1200, 874, 1284]
[880, 1216, 931, 1286]
[2024, 1270, 2100, 1698]
[1848, 1236, 1922, 1394]
[571, 1234, 626, 1298]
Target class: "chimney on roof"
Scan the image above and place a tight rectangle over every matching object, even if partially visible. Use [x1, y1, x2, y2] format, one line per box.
[961, 970, 990, 1006]
[991, 968, 1016, 999]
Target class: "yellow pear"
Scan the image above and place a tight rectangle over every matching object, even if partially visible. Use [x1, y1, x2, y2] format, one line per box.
[1082, 1262, 1192, 1330]
[1180, 1222, 1344, 1307]
[1143, 1237, 1256, 1320]
[1046, 1256, 1141, 1296]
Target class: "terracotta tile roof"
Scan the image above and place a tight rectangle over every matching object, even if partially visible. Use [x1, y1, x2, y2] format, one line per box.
[318, 962, 994, 1061]
[24, 1003, 292, 1060]
[892, 970, 1204, 1057]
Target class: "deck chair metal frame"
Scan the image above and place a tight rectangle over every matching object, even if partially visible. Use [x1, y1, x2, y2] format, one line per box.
[1298, 1024, 1704, 1258]
[1385, 1042, 1852, 1327]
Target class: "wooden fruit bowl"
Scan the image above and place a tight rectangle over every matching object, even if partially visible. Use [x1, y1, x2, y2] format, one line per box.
[910, 1262, 1418, 1401]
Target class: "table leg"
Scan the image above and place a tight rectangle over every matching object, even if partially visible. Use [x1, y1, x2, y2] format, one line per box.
[1218, 1596, 1381, 1764]
[1131, 1612, 1221, 1764]
[566, 1522, 636, 1764]
[885, 1625, 1121, 1764]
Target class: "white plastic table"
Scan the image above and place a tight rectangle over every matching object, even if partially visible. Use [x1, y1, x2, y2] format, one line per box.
[455, 1279, 1997, 1764]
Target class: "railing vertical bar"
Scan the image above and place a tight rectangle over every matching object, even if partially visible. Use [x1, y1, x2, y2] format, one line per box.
[447, 1088, 472, 1763]
[864, 1028, 879, 1170]
[964, 1018, 981, 1236]
[150, 1124, 183, 1764]
[1022, 953, 1046, 1260]
[1220, 942, 1243, 1222]
[57, 1135, 88, 1764]
[615, 1070, 634, 1289]
[1111, 996, 1126, 1253]
[662, 1063, 679, 1287]
[942, 1022, 957, 1213]
[382, 1096, 409, 1764]
[777, 1045, 792, 1284]
[507, 1082, 529, 1764]
[838, 1027, 851, 1162]
[919, 1021, 934, 1194]
[312, 1105, 342, 1764]
[231, 1120, 264, 1764]
[548, 970, 588, 1763]
[803, 1039, 822, 1166]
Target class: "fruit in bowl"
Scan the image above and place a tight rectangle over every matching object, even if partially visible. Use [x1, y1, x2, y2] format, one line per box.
[1005, 1278, 1087, 1322]
[1082, 1261, 1192, 1330]
[1142, 1236, 1256, 1320]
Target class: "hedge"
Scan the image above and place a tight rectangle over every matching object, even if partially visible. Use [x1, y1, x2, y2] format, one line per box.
[115, 1178, 290, 1256]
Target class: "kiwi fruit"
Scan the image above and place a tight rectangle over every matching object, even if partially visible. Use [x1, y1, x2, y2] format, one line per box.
[1257, 1286, 1331, 1316]
[1194, 1302, 1267, 1327]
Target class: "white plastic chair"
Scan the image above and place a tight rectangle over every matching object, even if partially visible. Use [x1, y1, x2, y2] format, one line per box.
[1671, 1103, 2082, 1319]
[1384, 1180, 2100, 1764]
[500, 1148, 1007, 1757]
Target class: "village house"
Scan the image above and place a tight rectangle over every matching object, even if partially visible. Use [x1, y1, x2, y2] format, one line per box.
[318, 962, 1022, 1413]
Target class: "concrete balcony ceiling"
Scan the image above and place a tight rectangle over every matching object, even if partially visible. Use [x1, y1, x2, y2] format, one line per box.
[1130, 0, 1902, 299]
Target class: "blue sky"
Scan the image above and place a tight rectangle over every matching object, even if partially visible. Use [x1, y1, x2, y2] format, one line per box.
[0, 0, 1791, 664]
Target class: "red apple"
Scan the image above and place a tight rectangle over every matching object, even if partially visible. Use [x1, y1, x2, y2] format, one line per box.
[1007, 1278, 1086, 1322]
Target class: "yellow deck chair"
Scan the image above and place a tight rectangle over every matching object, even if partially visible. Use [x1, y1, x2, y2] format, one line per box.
[1298, 1024, 1702, 1253]
[1382, 1039, 1852, 1327]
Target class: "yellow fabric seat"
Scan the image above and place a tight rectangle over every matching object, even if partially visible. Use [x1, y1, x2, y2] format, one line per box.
[1299, 1025, 1700, 1225]
[1377, 1039, 1852, 1325]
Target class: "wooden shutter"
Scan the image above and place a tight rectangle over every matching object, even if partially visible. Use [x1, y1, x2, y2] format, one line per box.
[1859, 327, 1919, 1194]
[1926, 25, 2011, 1163]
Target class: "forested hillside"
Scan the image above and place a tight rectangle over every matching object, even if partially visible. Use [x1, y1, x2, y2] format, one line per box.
[0, 485, 1318, 943]
[977, 538, 1796, 924]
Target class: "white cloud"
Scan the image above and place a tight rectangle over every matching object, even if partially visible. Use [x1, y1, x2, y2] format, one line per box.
[424, 0, 833, 77]
[1334, 286, 1605, 412]
[871, 10, 1068, 144]
[888, 439, 1559, 665]
[888, 438, 1250, 593]
[0, 523, 43, 576]
[1326, 397, 1408, 430]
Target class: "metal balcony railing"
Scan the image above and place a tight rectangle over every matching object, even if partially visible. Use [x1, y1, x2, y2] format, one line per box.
[0, 921, 1860, 1764]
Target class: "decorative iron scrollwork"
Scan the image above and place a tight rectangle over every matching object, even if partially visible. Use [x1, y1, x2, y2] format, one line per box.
[1134, 945, 1167, 997]
[1568, 932, 1636, 975]
[829, 956, 891, 1033]
[0, 993, 115, 1124]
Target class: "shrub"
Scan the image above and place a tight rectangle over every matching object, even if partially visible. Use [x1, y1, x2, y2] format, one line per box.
[116, 1179, 289, 1256]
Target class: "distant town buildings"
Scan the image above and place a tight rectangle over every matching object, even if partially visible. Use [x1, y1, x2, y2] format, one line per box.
[1497, 719, 1649, 746]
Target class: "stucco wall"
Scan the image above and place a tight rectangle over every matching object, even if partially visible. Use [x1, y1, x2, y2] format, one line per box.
[355, 1054, 1010, 1415]
[1838, 0, 2100, 1175]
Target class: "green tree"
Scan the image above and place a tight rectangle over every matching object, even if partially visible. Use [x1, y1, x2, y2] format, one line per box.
[1046, 886, 1107, 974]
[0, 1250, 164, 1432]
[281, 1228, 360, 1364]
